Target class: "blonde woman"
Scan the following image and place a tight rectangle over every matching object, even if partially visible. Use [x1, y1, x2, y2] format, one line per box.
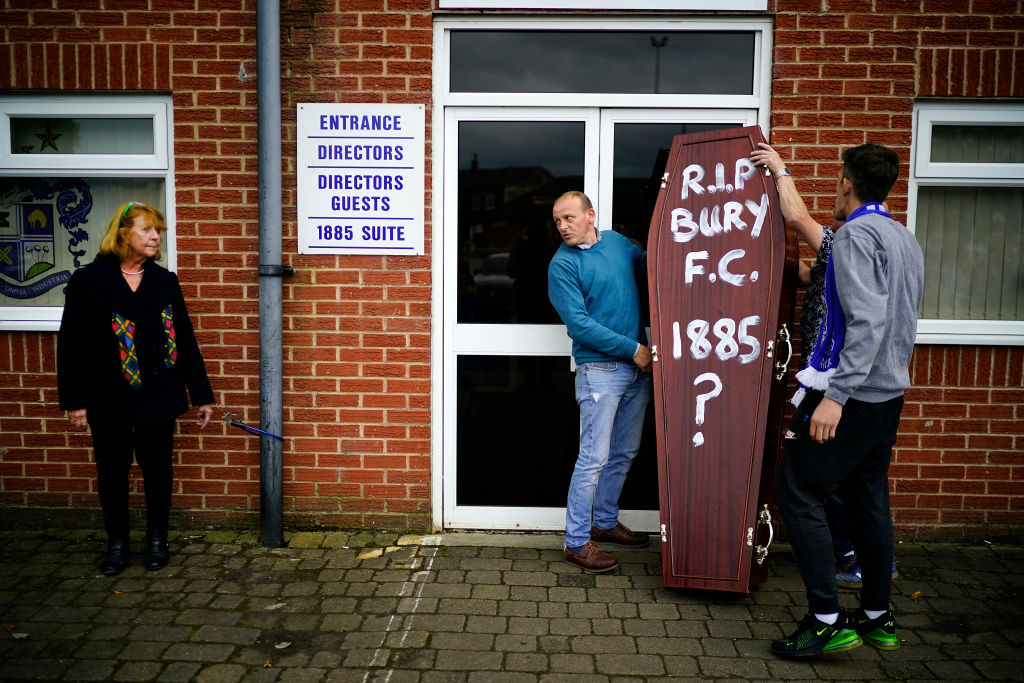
[58, 201, 213, 575]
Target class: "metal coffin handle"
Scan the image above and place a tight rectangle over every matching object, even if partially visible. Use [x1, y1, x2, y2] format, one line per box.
[754, 504, 774, 566]
[773, 323, 792, 381]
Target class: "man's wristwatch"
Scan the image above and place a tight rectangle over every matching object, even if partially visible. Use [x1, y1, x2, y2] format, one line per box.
[774, 168, 792, 180]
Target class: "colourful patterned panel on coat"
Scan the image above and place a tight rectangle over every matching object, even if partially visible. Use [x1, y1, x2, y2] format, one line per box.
[111, 312, 142, 390]
[161, 305, 177, 368]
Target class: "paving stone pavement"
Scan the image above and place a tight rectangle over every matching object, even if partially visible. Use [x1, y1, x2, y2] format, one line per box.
[0, 529, 1021, 682]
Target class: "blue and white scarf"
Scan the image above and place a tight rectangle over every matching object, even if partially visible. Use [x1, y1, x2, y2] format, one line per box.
[791, 202, 891, 407]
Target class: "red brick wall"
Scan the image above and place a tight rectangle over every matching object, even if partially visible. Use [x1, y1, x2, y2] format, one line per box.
[771, 0, 1024, 538]
[0, 0, 434, 531]
[0, 1, 1021, 539]
[902, 347, 1024, 534]
[275, 2, 434, 530]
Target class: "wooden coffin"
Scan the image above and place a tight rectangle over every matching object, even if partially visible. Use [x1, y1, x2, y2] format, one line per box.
[647, 125, 797, 592]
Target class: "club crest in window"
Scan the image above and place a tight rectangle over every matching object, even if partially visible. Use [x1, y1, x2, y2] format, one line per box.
[0, 179, 92, 300]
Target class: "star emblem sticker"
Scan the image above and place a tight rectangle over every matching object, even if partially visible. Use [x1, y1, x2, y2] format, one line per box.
[34, 123, 62, 152]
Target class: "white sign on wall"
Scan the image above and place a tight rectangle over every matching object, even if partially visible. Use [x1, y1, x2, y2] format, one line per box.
[296, 103, 425, 256]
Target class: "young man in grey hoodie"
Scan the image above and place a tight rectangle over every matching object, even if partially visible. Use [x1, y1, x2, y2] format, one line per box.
[769, 143, 924, 658]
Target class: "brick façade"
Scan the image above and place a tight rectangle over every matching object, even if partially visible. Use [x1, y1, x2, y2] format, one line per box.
[0, 0, 1020, 539]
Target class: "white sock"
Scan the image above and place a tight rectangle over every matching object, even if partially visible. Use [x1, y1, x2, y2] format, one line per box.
[864, 609, 887, 620]
[814, 612, 838, 625]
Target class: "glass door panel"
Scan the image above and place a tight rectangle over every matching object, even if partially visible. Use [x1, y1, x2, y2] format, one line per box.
[456, 355, 579, 507]
[446, 110, 597, 529]
[597, 110, 757, 232]
[608, 122, 741, 244]
[456, 120, 585, 325]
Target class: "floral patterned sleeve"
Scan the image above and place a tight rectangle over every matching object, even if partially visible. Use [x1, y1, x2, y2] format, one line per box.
[817, 226, 835, 265]
[799, 226, 836, 356]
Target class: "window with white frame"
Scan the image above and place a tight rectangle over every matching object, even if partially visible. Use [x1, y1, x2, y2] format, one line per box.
[0, 95, 174, 331]
[910, 101, 1024, 345]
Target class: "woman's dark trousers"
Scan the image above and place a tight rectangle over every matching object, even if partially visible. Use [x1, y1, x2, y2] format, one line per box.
[90, 420, 176, 540]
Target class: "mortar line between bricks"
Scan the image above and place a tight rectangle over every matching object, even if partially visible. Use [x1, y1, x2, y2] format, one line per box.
[361, 543, 439, 680]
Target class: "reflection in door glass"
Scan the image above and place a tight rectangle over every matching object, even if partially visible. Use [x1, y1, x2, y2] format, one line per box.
[458, 121, 583, 324]
[457, 356, 577, 507]
[611, 123, 739, 248]
[456, 355, 658, 509]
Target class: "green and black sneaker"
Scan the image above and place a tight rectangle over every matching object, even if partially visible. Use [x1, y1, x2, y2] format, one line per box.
[852, 608, 900, 650]
[771, 613, 863, 658]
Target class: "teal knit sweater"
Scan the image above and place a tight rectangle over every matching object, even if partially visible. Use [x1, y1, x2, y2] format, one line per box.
[547, 230, 647, 364]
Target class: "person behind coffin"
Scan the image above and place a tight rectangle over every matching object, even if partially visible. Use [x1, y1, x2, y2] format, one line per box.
[749, 144, 923, 658]
[751, 144, 901, 591]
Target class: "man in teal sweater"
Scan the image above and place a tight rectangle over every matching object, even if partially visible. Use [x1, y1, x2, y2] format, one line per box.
[547, 191, 653, 573]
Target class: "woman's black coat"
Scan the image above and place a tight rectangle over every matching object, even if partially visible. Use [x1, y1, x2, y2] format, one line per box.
[57, 253, 214, 425]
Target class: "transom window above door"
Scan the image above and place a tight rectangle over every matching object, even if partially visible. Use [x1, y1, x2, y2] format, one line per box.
[436, 17, 774, 110]
[450, 30, 755, 95]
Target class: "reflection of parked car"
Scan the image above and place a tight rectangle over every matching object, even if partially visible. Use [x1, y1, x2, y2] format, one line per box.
[473, 252, 514, 321]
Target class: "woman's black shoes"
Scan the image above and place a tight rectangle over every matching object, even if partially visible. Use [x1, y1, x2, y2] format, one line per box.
[101, 532, 170, 574]
[145, 530, 170, 571]
[100, 538, 129, 576]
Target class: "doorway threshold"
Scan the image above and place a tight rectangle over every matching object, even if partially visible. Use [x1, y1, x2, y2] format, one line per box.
[396, 531, 657, 551]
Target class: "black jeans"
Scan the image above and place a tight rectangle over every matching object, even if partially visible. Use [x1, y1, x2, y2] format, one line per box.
[774, 392, 903, 614]
[90, 420, 176, 540]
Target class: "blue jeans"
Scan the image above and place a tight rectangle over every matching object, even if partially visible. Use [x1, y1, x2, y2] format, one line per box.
[565, 361, 651, 549]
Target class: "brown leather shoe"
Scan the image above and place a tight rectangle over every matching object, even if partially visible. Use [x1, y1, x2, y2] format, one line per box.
[564, 540, 619, 573]
[590, 522, 650, 547]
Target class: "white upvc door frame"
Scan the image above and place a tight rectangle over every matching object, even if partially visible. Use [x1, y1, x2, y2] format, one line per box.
[430, 15, 775, 531]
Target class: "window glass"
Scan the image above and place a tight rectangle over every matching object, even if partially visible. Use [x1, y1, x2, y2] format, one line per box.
[457, 355, 577, 507]
[10, 118, 154, 155]
[457, 120, 583, 324]
[915, 185, 1023, 320]
[933, 124, 1024, 163]
[456, 355, 658, 509]
[450, 31, 755, 95]
[0, 177, 165, 306]
[931, 125, 1024, 164]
